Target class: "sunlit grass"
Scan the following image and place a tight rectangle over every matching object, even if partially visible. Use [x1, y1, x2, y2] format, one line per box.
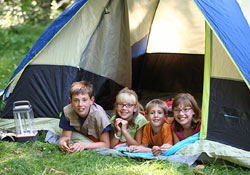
[0, 136, 249, 175]
[0, 24, 49, 90]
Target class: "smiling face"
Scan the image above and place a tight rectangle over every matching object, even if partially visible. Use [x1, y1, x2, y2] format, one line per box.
[70, 93, 94, 118]
[173, 103, 194, 129]
[115, 88, 139, 121]
[115, 101, 137, 121]
[147, 105, 166, 128]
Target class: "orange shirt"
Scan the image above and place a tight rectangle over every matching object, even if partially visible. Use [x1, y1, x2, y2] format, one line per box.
[142, 122, 173, 146]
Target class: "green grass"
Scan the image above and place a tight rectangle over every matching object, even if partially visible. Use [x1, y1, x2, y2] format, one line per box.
[0, 135, 249, 175]
[0, 24, 49, 90]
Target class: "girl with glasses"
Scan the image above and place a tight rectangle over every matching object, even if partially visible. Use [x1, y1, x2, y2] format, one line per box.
[171, 93, 201, 144]
[110, 87, 148, 148]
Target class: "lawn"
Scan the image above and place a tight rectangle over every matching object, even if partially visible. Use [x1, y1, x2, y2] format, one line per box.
[0, 24, 49, 91]
[0, 24, 249, 175]
[0, 134, 249, 175]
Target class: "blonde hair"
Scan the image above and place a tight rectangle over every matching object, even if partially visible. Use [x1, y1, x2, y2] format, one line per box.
[113, 87, 142, 128]
[70, 81, 93, 99]
[146, 99, 168, 116]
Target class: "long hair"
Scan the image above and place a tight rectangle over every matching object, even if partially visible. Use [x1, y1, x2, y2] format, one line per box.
[172, 93, 201, 131]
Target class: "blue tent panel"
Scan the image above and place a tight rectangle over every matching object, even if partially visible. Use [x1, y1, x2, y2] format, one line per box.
[194, 0, 250, 88]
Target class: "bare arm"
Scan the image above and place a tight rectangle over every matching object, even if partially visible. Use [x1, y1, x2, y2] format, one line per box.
[123, 127, 143, 146]
[110, 118, 123, 148]
[127, 144, 152, 152]
[173, 132, 180, 144]
[110, 129, 121, 148]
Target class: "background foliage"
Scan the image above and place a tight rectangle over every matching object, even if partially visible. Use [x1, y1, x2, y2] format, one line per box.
[0, 0, 74, 91]
[0, 0, 74, 28]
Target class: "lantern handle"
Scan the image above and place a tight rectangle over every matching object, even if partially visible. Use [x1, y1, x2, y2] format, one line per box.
[13, 100, 31, 108]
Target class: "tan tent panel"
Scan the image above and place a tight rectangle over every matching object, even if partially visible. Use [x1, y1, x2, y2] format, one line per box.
[147, 0, 205, 54]
[31, 0, 109, 67]
[5, 1, 109, 97]
[79, 0, 132, 88]
[127, 0, 159, 46]
[211, 34, 243, 81]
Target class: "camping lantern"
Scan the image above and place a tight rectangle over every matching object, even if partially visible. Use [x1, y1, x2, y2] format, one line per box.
[13, 100, 38, 142]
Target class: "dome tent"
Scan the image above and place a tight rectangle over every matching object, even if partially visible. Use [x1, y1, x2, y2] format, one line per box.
[0, 0, 250, 168]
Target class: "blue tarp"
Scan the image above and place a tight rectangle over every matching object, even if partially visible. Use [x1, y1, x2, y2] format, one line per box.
[118, 133, 200, 157]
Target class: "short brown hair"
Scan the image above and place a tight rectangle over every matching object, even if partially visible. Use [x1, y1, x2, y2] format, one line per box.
[172, 93, 201, 131]
[70, 81, 93, 99]
[146, 99, 168, 116]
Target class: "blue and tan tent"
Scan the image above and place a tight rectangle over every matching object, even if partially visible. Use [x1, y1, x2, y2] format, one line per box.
[1, 0, 250, 168]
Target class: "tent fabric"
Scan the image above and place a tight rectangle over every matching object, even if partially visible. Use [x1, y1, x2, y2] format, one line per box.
[4, 0, 93, 98]
[78, 0, 132, 88]
[92, 148, 201, 166]
[237, 0, 250, 25]
[0, 118, 60, 134]
[4, 0, 122, 99]
[147, 0, 205, 54]
[194, 0, 250, 89]
[177, 140, 250, 169]
[117, 133, 199, 157]
[2, 0, 132, 115]
[207, 78, 250, 151]
[0, 65, 123, 118]
[127, 0, 159, 48]
[194, 0, 250, 151]
[0, 118, 96, 143]
[199, 23, 211, 141]
[212, 34, 243, 81]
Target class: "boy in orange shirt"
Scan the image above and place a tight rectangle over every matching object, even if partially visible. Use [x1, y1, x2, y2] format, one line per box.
[127, 99, 173, 156]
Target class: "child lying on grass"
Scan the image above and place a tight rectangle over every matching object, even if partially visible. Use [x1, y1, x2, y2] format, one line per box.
[59, 81, 111, 153]
[127, 99, 173, 156]
[110, 87, 148, 149]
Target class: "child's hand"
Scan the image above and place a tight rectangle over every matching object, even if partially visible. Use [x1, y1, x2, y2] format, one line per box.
[152, 146, 161, 156]
[127, 145, 141, 152]
[127, 145, 137, 152]
[115, 118, 123, 131]
[120, 120, 128, 131]
[127, 145, 150, 152]
[115, 118, 128, 132]
[152, 144, 172, 156]
[160, 144, 172, 150]
[59, 138, 71, 152]
[69, 142, 85, 153]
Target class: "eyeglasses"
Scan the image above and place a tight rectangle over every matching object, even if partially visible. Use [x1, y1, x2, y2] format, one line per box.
[117, 103, 135, 108]
[173, 107, 192, 113]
